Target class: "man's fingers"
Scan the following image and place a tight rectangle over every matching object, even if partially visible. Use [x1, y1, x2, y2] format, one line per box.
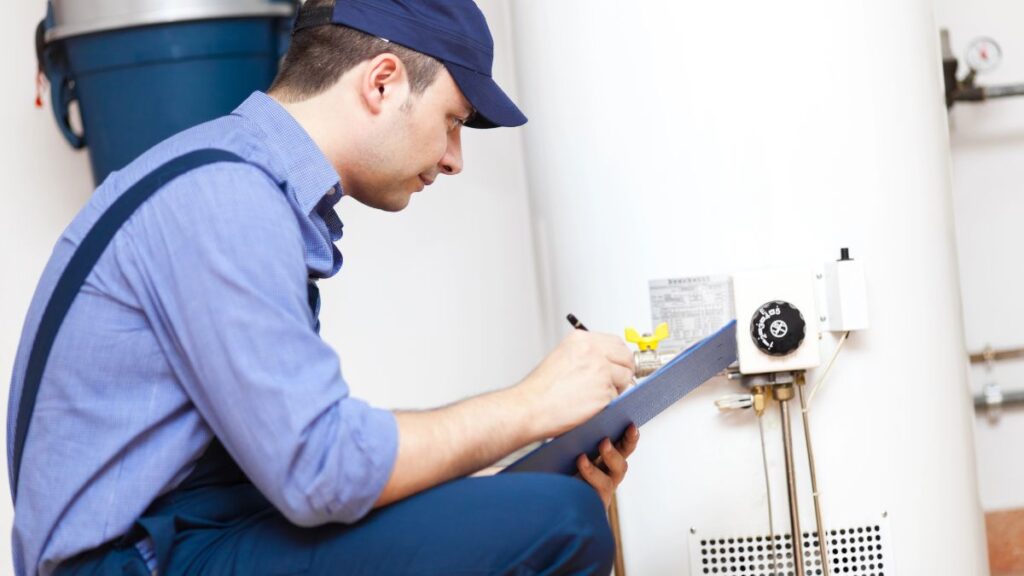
[616, 424, 640, 459]
[577, 454, 613, 506]
[610, 364, 634, 394]
[578, 429, 639, 508]
[599, 438, 628, 485]
[596, 334, 635, 372]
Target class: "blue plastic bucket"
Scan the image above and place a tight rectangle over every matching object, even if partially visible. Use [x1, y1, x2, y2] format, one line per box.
[41, 16, 291, 185]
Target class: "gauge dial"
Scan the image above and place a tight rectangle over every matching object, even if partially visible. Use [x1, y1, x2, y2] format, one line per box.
[966, 37, 1002, 73]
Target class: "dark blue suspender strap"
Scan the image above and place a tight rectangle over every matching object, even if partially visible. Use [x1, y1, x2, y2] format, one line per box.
[12, 149, 248, 500]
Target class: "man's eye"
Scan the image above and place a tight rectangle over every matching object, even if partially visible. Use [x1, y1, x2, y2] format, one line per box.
[450, 116, 466, 131]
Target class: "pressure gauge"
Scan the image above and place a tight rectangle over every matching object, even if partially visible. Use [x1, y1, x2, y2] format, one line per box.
[965, 37, 1002, 73]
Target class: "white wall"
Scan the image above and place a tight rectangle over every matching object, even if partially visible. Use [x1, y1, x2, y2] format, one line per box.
[934, 0, 1024, 512]
[0, 1, 541, 573]
[319, 0, 545, 411]
[0, 4, 94, 574]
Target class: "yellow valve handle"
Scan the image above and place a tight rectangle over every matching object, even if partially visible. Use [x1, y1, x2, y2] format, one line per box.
[624, 322, 670, 351]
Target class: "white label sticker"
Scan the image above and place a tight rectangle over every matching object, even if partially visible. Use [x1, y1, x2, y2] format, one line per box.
[649, 275, 734, 350]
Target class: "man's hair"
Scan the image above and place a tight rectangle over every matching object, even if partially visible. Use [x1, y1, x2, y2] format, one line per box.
[269, 0, 443, 102]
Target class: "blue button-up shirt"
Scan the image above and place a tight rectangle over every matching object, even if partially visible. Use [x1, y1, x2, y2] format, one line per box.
[6, 92, 399, 576]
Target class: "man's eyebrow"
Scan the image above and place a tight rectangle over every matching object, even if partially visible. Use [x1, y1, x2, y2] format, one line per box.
[462, 106, 477, 122]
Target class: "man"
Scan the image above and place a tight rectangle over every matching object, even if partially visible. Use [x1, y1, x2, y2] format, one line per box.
[7, 0, 639, 574]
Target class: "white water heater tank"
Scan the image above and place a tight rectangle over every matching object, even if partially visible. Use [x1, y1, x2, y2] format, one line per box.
[510, 1, 988, 574]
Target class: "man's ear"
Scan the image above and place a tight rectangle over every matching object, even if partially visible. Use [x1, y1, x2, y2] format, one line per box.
[362, 53, 408, 115]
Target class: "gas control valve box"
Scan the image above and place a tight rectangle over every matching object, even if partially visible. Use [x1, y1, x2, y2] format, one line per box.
[732, 267, 822, 375]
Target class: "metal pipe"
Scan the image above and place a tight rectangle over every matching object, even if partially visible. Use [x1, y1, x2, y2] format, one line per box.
[797, 379, 830, 576]
[776, 386, 806, 576]
[757, 412, 779, 576]
[608, 494, 626, 576]
[949, 83, 1024, 105]
[968, 345, 1024, 364]
[984, 84, 1024, 99]
[633, 350, 678, 378]
[974, 387, 1024, 409]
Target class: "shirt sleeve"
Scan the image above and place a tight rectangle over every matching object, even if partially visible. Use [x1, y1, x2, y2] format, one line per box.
[121, 162, 397, 526]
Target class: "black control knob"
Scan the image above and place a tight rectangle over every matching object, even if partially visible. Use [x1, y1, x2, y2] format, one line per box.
[750, 300, 806, 356]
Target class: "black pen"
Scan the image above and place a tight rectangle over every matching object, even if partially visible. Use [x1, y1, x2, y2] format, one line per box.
[566, 313, 588, 332]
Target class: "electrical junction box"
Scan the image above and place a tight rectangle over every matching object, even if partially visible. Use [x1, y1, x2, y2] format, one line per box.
[820, 254, 870, 332]
[732, 267, 821, 375]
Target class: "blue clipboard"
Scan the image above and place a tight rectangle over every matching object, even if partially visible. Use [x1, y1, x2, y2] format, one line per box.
[501, 320, 738, 476]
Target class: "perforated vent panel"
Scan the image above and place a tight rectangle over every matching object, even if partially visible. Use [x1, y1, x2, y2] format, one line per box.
[688, 521, 892, 576]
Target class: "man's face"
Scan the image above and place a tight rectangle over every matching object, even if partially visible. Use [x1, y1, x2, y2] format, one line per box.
[346, 67, 474, 212]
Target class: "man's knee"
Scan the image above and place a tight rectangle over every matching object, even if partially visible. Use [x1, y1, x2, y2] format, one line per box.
[514, 474, 615, 574]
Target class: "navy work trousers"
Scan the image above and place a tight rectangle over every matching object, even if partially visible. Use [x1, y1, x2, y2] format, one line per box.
[54, 441, 614, 575]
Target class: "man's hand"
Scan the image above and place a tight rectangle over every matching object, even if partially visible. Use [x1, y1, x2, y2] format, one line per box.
[516, 330, 635, 439]
[577, 425, 639, 508]
[376, 330, 634, 509]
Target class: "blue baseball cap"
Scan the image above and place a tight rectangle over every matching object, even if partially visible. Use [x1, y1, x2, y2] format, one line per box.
[293, 0, 527, 129]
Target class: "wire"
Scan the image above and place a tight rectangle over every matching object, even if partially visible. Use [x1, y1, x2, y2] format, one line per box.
[805, 331, 850, 410]
[758, 414, 779, 576]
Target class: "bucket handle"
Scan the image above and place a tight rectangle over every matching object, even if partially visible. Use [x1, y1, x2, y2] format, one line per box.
[37, 18, 85, 150]
[50, 73, 85, 149]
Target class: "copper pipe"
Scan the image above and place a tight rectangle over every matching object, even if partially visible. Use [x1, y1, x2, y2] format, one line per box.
[968, 345, 1024, 364]
[776, 386, 805, 576]
[608, 494, 626, 575]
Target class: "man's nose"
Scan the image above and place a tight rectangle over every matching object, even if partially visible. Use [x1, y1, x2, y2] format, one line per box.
[439, 130, 463, 175]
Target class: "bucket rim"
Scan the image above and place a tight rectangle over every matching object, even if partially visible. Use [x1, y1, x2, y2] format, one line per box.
[46, 3, 293, 42]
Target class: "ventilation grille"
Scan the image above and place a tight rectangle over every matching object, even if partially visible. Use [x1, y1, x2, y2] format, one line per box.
[689, 522, 891, 576]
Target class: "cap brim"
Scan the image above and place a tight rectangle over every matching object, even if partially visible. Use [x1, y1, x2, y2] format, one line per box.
[444, 61, 527, 129]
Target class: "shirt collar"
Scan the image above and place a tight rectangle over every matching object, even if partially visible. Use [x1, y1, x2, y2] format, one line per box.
[231, 91, 342, 215]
